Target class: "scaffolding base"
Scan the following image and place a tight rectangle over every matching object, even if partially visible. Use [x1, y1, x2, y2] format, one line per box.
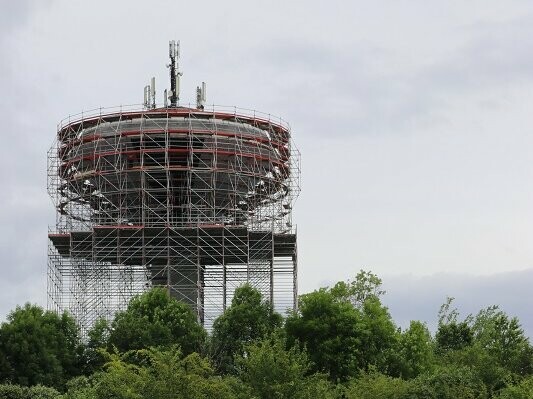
[48, 226, 297, 334]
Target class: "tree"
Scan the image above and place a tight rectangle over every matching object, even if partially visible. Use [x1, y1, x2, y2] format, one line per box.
[0, 384, 60, 399]
[358, 297, 398, 373]
[61, 377, 97, 399]
[497, 376, 533, 399]
[408, 365, 488, 399]
[344, 372, 410, 399]
[0, 347, 11, 383]
[286, 274, 397, 381]
[107, 288, 206, 355]
[237, 334, 335, 399]
[435, 298, 474, 354]
[0, 384, 25, 399]
[392, 321, 434, 379]
[63, 347, 250, 399]
[330, 270, 385, 309]
[471, 306, 532, 376]
[436, 322, 473, 353]
[83, 318, 111, 374]
[0, 304, 82, 390]
[285, 288, 361, 381]
[438, 341, 511, 396]
[211, 284, 282, 374]
[437, 297, 464, 326]
[434, 300, 531, 394]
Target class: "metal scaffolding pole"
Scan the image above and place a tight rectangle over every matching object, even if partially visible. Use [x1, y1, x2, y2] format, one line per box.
[48, 105, 300, 336]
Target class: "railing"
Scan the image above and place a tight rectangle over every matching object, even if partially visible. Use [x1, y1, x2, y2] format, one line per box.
[57, 104, 291, 132]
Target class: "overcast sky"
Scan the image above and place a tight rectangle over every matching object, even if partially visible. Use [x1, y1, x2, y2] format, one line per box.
[1, 0, 532, 336]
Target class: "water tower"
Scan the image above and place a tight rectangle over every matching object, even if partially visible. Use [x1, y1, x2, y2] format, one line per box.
[47, 41, 300, 333]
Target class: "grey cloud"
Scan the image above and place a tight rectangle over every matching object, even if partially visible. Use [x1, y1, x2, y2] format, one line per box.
[0, 0, 55, 320]
[305, 269, 533, 339]
[381, 269, 533, 339]
[252, 13, 533, 138]
[0, 1, 31, 37]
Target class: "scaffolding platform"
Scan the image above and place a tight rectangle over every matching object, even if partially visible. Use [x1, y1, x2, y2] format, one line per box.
[48, 105, 300, 335]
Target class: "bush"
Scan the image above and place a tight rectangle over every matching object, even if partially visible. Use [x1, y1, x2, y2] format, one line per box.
[496, 376, 533, 399]
[344, 372, 410, 399]
[408, 366, 488, 399]
[0, 384, 60, 399]
[0, 384, 25, 399]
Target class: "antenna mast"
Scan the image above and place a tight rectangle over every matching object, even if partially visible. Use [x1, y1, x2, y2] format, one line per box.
[196, 82, 206, 110]
[168, 40, 181, 107]
[150, 77, 156, 109]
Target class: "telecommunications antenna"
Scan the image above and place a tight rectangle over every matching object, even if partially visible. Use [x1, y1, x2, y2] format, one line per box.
[168, 40, 182, 107]
[143, 84, 150, 108]
[196, 82, 206, 110]
[150, 77, 156, 109]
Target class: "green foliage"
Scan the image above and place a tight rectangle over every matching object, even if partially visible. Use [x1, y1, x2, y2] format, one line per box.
[496, 376, 533, 399]
[358, 297, 398, 373]
[441, 342, 519, 396]
[286, 273, 397, 381]
[107, 288, 206, 355]
[63, 347, 248, 399]
[471, 306, 532, 376]
[24, 385, 61, 399]
[0, 304, 82, 390]
[438, 297, 466, 326]
[436, 322, 473, 353]
[408, 366, 488, 399]
[1, 272, 532, 397]
[344, 372, 410, 399]
[60, 377, 97, 399]
[0, 346, 10, 378]
[330, 270, 385, 308]
[83, 318, 110, 374]
[285, 288, 361, 381]
[436, 298, 474, 354]
[391, 321, 434, 379]
[0, 384, 60, 399]
[237, 333, 335, 399]
[0, 384, 25, 399]
[434, 300, 533, 395]
[211, 284, 282, 374]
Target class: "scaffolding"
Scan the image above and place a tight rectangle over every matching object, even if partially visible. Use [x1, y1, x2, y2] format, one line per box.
[47, 104, 300, 334]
